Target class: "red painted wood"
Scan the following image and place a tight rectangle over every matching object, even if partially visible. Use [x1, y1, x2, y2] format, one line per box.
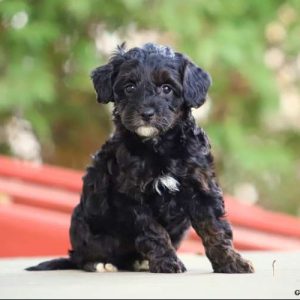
[2, 172, 300, 241]
[225, 196, 300, 239]
[1, 202, 300, 257]
[1, 155, 300, 256]
[0, 155, 82, 192]
[178, 239, 205, 254]
[0, 176, 78, 214]
[0, 204, 70, 257]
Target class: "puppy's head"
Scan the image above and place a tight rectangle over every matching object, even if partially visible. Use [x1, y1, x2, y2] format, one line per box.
[91, 43, 211, 138]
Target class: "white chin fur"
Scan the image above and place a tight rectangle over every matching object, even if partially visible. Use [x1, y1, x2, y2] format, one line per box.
[136, 126, 158, 137]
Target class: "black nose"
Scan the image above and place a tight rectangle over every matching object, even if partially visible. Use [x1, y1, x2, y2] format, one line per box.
[141, 108, 155, 120]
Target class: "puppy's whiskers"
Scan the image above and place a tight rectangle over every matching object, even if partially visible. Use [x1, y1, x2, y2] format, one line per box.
[158, 117, 172, 131]
[122, 111, 143, 128]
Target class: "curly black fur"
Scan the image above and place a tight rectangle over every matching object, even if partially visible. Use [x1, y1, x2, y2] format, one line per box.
[27, 43, 254, 274]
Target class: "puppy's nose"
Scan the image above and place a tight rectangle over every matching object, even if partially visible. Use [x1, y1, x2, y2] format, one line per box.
[141, 108, 155, 120]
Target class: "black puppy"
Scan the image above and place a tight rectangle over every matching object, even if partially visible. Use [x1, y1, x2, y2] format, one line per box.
[27, 43, 254, 274]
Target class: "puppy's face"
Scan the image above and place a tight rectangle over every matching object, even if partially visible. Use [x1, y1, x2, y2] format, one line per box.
[91, 43, 211, 138]
[113, 57, 184, 138]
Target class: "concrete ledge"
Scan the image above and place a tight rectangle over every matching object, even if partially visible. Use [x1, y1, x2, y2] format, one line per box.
[0, 252, 299, 299]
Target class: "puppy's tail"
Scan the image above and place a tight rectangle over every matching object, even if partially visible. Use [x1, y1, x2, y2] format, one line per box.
[26, 258, 77, 271]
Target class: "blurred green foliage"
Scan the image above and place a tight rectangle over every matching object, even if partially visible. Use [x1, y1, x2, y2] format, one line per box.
[0, 0, 300, 215]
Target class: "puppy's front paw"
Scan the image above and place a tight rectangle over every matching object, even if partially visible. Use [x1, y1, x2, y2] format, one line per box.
[213, 254, 254, 274]
[149, 256, 187, 273]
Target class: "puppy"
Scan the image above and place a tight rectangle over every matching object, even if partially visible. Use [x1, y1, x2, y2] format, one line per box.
[27, 43, 254, 274]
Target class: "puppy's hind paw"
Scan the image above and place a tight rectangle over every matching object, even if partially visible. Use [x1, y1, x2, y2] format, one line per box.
[83, 262, 118, 273]
[95, 263, 118, 273]
[104, 263, 118, 272]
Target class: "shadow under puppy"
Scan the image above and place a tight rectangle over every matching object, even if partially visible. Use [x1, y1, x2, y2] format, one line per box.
[27, 43, 254, 274]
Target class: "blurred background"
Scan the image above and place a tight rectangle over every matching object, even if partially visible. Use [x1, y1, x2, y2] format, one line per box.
[0, 0, 300, 217]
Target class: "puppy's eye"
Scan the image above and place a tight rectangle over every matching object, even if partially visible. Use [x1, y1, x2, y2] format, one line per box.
[161, 84, 173, 95]
[124, 84, 136, 94]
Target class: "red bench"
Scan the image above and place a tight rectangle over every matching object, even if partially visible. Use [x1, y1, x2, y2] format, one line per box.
[1, 155, 300, 257]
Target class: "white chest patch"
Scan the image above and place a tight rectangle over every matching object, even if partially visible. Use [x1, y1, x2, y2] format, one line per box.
[154, 175, 180, 195]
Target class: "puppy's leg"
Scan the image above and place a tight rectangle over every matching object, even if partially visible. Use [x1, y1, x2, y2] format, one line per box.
[187, 188, 254, 273]
[70, 205, 123, 273]
[134, 209, 186, 273]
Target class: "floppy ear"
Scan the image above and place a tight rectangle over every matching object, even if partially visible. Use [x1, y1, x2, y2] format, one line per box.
[182, 60, 212, 108]
[90, 64, 114, 103]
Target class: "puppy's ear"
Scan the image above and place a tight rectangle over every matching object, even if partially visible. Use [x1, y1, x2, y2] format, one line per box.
[182, 60, 212, 108]
[90, 64, 114, 103]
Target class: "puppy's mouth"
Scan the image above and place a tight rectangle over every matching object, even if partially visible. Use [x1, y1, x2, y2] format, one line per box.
[135, 126, 159, 138]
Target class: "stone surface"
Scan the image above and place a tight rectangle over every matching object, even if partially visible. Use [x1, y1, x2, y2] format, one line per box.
[0, 251, 299, 299]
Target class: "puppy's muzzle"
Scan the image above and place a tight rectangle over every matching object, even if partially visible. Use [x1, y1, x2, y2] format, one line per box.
[135, 107, 159, 138]
[140, 107, 155, 121]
